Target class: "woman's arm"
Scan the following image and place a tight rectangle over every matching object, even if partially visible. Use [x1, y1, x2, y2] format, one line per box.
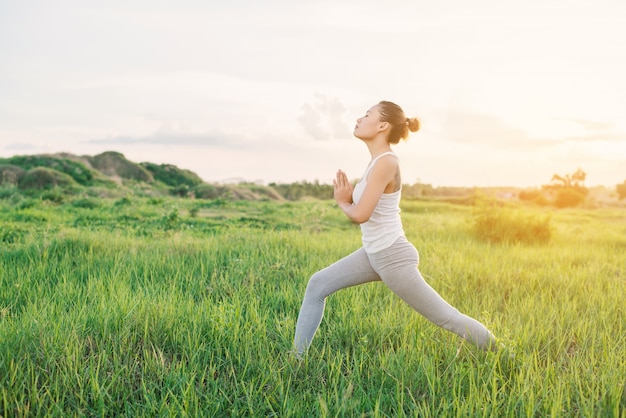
[333, 156, 398, 224]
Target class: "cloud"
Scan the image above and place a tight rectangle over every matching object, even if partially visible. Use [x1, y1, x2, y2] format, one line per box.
[567, 119, 616, 132]
[553, 118, 626, 143]
[442, 111, 582, 151]
[85, 129, 247, 149]
[561, 132, 626, 143]
[441, 111, 626, 150]
[440, 110, 555, 149]
[4, 142, 38, 151]
[297, 95, 351, 141]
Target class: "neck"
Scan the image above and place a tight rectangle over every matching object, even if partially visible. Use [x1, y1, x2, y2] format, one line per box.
[365, 137, 392, 159]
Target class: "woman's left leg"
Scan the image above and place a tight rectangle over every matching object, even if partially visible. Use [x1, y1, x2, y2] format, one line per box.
[293, 247, 381, 355]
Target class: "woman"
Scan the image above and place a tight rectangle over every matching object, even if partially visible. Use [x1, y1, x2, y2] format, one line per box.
[293, 100, 497, 356]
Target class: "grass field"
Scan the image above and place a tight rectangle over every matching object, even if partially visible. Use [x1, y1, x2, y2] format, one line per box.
[1, 193, 624, 417]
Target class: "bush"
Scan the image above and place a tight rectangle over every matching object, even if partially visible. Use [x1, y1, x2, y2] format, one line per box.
[16, 198, 37, 210]
[141, 162, 203, 188]
[472, 202, 552, 244]
[554, 188, 587, 208]
[616, 181, 626, 200]
[40, 189, 66, 204]
[114, 196, 132, 207]
[518, 189, 549, 206]
[0, 186, 19, 200]
[0, 164, 26, 185]
[89, 151, 153, 182]
[18, 167, 77, 190]
[1, 224, 27, 244]
[192, 184, 225, 200]
[71, 198, 100, 209]
[242, 184, 283, 201]
[159, 209, 180, 231]
[1, 155, 93, 185]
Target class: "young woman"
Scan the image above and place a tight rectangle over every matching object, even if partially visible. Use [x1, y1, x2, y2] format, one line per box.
[293, 100, 497, 356]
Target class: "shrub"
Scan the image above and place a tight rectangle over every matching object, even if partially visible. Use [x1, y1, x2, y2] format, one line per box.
[159, 209, 180, 230]
[16, 198, 37, 210]
[616, 180, 626, 200]
[140, 162, 203, 188]
[89, 151, 154, 182]
[147, 197, 164, 205]
[189, 206, 200, 218]
[472, 202, 552, 244]
[71, 198, 100, 209]
[170, 184, 191, 197]
[242, 184, 283, 201]
[1, 155, 93, 185]
[192, 184, 224, 200]
[0, 164, 26, 185]
[40, 189, 66, 204]
[0, 186, 19, 200]
[1, 224, 26, 244]
[518, 189, 549, 206]
[114, 196, 132, 207]
[554, 188, 587, 208]
[18, 167, 77, 190]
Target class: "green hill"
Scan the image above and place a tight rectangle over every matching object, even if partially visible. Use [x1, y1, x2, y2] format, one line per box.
[0, 151, 285, 202]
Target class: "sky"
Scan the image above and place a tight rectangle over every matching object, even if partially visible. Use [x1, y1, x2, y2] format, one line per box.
[1, 0, 625, 187]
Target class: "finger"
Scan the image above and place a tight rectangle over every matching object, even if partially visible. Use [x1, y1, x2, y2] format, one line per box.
[340, 171, 348, 185]
[336, 170, 344, 185]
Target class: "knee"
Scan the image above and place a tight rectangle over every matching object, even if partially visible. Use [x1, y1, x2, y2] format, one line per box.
[304, 271, 329, 299]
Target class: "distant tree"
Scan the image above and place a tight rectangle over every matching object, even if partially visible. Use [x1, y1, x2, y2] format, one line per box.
[269, 181, 333, 200]
[542, 168, 588, 208]
[617, 180, 626, 200]
[401, 182, 435, 199]
[549, 168, 586, 188]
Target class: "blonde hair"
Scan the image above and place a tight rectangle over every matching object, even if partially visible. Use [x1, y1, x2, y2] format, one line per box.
[377, 101, 420, 144]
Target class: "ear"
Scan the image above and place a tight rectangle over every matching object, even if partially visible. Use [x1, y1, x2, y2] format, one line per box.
[378, 121, 389, 132]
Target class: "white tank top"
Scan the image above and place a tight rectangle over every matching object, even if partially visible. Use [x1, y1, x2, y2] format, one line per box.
[352, 151, 405, 253]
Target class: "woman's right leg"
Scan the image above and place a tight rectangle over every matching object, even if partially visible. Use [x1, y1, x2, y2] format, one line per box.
[293, 247, 380, 355]
[368, 238, 496, 350]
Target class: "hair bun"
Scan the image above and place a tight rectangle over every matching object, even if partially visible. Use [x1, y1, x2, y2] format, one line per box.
[407, 117, 420, 133]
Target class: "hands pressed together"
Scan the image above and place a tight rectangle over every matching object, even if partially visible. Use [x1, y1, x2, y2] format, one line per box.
[333, 169, 353, 205]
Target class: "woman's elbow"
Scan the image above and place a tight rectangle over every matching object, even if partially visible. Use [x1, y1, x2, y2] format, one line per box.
[351, 212, 371, 224]
[340, 203, 371, 224]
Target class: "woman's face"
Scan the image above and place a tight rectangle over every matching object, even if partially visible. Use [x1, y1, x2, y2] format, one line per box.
[353, 105, 383, 140]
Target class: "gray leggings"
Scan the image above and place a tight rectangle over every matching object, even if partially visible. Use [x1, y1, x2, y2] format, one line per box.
[294, 236, 496, 354]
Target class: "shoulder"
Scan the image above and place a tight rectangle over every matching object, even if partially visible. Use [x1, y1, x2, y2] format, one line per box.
[369, 154, 399, 179]
[375, 154, 399, 169]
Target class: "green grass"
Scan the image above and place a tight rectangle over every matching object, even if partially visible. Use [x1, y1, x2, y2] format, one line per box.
[0, 195, 624, 416]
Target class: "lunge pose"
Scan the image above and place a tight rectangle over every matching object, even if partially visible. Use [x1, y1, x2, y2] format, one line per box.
[293, 100, 497, 356]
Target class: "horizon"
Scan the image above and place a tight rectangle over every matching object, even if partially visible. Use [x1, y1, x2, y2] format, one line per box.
[1, 1, 625, 188]
[1, 149, 621, 190]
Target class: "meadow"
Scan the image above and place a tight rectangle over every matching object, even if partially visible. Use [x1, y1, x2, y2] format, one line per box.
[0, 191, 624, 417]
